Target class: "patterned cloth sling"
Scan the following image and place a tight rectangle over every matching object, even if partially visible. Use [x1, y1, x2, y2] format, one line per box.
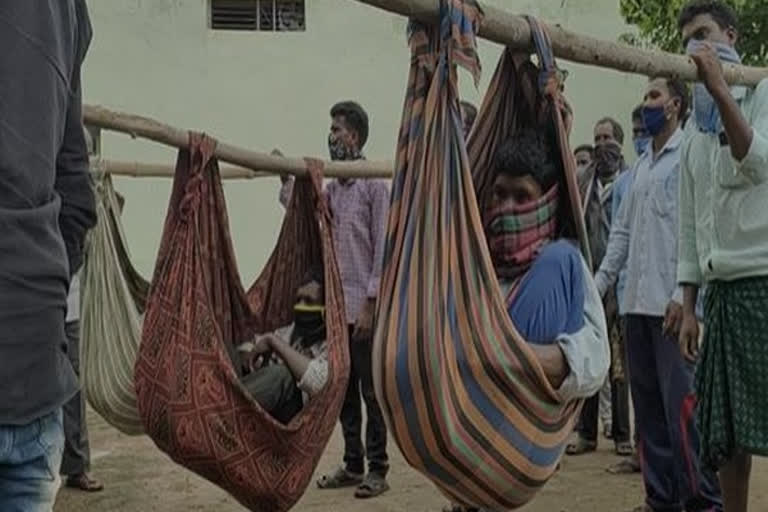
[134, 134, 349, 512]
[372, 1, 590, 509]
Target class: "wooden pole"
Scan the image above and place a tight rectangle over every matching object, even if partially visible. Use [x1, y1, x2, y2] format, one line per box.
[355, 0, 768, 86]
[83, 105, 394, 179]
[91, 159, 274, 179]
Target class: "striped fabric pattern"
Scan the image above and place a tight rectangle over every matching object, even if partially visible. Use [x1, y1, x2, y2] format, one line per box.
[80, 173, 148, 436]
[372, 2, 589, 509]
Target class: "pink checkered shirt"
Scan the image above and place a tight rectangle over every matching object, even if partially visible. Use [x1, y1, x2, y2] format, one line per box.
[280, 177, 390, 325]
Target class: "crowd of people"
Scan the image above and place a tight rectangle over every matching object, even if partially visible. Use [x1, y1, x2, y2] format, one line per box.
[1, 1, 766, 512]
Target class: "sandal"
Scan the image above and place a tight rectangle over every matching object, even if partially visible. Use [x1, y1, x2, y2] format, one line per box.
[565, 437, 597, 455]
[316, 467, 364, 489]
[606, 456, 641, 475]
[354, 473, 390, 499]
[615, 441, 634, 457]
[603, 423, 613, 439]
[65, 473, 104, 492]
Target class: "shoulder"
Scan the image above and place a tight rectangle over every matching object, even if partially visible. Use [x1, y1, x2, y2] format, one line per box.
[537, 240, 585, 277]
[365, 178, 391, 195]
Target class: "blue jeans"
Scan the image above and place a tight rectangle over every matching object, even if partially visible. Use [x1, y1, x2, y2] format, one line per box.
[0, 410, 64, 512]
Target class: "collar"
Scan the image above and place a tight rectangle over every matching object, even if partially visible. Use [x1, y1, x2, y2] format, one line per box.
[337, 178, 356, 186]
[646, 127, 683, 162]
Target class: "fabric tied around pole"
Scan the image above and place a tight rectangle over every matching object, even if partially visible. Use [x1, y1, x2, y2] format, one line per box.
[372, 1, 590, 509]
[134, 133, 349, 511]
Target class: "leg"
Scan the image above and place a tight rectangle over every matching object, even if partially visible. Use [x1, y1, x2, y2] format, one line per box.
[0, 411, 65, 512]
[60, 321, 101, 491]
[355, 336, 389, 478]
[599, 377, 613, 436]
[718, 452, 751, 512]
[567, 393, 599, 454]
[242, 364, 303, 424]
[318, 326, 365, 489]
[625, 315, 681, 511]
[353, 335, 391, 498]
[647, 318, 722, 512]
[341, 326, 365, 475]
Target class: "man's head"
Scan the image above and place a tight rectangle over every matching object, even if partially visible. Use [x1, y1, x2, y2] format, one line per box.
[489, 129, 563, 211]
[296, 265, 325, 307]
[460, 101, 478, 139]
[642, 77, 689, 134]
[328, 101, 369, 161]
[573, 144, 594, 168]
[593, 117, 625, 147]
[678, 0, 738, 49]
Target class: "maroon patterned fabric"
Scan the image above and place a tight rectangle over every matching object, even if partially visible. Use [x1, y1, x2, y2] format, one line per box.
[135, 133, 349, 512]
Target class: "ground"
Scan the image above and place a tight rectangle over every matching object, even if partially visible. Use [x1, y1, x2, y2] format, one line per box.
[55, 409, 768, 512]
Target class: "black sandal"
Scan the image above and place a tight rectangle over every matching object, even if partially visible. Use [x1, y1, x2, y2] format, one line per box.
[354, 473, 390, 499]
[316, 467, 364, 489]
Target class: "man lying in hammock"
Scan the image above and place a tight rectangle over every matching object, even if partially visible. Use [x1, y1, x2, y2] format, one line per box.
[443, 128, 609, 512]
[237, 266, 328, 424]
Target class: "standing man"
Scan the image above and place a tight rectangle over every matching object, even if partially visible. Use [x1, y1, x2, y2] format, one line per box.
[280, 101, 391, 499]
[595, 76, 722, 512]
[0, 2, 96, 510]
[60, 128, 102, 493]
[677, 2, 768, 511]
[568, 118, 632, 457]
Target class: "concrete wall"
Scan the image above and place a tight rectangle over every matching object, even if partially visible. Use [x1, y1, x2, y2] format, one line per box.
[83, 0, 647, 282]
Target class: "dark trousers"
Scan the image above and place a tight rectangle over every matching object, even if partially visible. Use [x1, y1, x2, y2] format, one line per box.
[340, 326, 388, 477]
[625, 315, 722, 512]
[61, 320, 90, 476]
[242, 364, 303, 425]
[579, 377, 631, 443]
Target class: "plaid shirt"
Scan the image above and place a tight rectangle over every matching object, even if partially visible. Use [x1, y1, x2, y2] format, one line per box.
[280, 177, 390, 324]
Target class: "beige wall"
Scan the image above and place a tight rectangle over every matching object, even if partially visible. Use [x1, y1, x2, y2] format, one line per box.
[83, 0, 647, 281]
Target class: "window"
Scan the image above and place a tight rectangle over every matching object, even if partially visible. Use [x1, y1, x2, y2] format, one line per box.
[210, 0, 305, 32]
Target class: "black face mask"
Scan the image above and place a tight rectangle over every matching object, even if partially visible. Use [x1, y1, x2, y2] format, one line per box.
[293, 305, 326, 347]
[594, 142, 624, 180]
[327, 133, 362, 162]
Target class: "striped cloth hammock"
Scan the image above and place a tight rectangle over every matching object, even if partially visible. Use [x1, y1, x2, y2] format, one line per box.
[372, 2, 590, 509]
[134, 134, 349, 512]
[80, 173, 148, 435]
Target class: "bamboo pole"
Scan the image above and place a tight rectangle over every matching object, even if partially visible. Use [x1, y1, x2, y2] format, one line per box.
[83, 105, 394, 179]
[91, 159, 274, 179]
[356, 0, 768, 86]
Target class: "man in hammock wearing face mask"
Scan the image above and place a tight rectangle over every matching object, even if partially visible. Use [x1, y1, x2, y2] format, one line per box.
[238, 267, 329, 425]
[443, 127, 611, 512]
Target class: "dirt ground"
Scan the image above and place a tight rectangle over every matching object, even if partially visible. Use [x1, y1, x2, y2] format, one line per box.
[54, 409, 768, 512]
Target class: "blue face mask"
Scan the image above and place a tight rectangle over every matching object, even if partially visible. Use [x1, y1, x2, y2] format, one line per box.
[641, 105, 667, 137]
[686, 40, 741, 134]
[633, 135, 651, 157]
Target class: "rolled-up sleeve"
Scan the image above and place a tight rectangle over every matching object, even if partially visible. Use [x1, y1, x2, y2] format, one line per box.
[555, 257, 610, 402]
[733, 79, 768, 185]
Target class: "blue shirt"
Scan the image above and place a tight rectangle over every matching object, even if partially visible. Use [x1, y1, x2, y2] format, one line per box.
[610, 169, 635, 315]
[595, 129, 685, 317]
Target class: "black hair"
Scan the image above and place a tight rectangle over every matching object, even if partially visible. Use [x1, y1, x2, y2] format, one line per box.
[330, 101, 369, 149]
[460, 101, 478, 125]
[678, 0, 738, 32]
[300, 264, 325, 296]
[495, 129, 563, 192]
[631, 105, 643, 122]
[651, 76, 691, 121]
[573, 144, 594, 157]
[595, 117, 625, 144]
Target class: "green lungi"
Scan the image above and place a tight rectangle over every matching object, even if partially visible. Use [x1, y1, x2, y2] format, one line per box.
[697, 276, 768, 469]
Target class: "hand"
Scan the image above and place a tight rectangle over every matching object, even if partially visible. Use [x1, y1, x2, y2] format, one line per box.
[689, 42, 728, 95]
[352, 299, 375, 342]
[678, 312, 700, 363]
[662, 301, 683, 337]
[246, 334, 274, 370]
